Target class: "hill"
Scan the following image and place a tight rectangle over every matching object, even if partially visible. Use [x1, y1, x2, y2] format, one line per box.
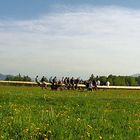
[131, 73, 140, 77]
[0, 73, 7, 80]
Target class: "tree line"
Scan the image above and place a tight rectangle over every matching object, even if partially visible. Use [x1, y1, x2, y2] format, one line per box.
[5, 73, 32, 82]
[4, 73, 140, 86]
[94, 75, 140, 86]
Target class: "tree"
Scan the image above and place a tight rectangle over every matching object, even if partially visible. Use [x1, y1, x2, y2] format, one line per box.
[5, 74, 32, 82]
[98, 76, 107, 85]
[136, 76, 140, 86]
[125, 76, 137, 86]
[89, 74, 95, 81]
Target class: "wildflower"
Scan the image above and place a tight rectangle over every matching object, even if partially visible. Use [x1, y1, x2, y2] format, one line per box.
[86, 132, 90, 137]
[128, 126, 132, 130]
[42, 134, 47, 137]
[87, 124, 92, 129]
[35, 128, 40, 132]
[134, 113, 140, 117]
[11, 117, 13, 120]
[8, 123, 11, 126]
[99, 136, 103, 140]
[48, 130, 52, 134]
[77, 118, 81, 121]
[23, 128, 29, 133]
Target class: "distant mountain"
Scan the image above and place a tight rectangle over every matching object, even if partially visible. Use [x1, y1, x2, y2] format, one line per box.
[131, 74, 140, 77]
[0, 73, 7, 80]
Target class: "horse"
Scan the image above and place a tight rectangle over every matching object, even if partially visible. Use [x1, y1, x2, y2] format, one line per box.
[36, 81, 47, 90]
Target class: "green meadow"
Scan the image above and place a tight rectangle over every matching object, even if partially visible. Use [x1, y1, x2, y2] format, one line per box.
[0, 85, 140, 140]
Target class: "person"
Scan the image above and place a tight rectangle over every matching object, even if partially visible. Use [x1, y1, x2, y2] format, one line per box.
[74, 78, 80, 90]
[40, 76, 47, 89]
[61, 77, 64, 84]
[51, 76, 58, 90]
[64, 77, 68, 89]
[49, 76, 53, 84]
[97, 80, 100, 86]
[35, 75, 40, 86]
[70, 77, 75, 90]
[35, 75, 39, 82]
[67, 77, 70, 89]
[106, 81, 110, 86]
[53, 76, 57, 85]
[40, 76, 45, 83]
[88, 81, 93, 91]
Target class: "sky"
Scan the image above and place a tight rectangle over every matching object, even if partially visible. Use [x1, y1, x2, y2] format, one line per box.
[0, 0, 140, 79]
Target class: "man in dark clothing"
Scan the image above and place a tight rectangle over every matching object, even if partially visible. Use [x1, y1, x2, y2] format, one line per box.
[35, 75, 40, 86]
[70, 77, 75, 90]
[40, 76, 47, 89]
[53, 76, 57, 84]
[49, 76, 53, 84]
[92, 79, 97, 90]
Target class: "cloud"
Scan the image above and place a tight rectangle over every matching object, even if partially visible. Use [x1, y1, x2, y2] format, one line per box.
[0, 5, 140, 77]
[0, 6, 140, 37]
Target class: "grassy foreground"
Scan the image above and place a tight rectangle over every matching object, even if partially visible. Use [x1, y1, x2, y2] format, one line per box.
[0, 86, 140, 140]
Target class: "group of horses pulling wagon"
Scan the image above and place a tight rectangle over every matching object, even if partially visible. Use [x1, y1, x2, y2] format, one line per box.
[35, 76, 98, 91]
[36, 81, 86, 90]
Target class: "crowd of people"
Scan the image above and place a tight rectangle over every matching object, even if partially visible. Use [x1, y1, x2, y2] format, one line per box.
[35, 75, 110, 91]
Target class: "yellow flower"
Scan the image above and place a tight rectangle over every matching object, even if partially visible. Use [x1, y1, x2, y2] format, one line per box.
[48, 130, 52, 134]
[35, 128, 40, 132]
[87, 124, 92, 129]
[86, 132, 90, 137]
[11, 117, 14, 120]
[23, 128, 29, 133]
[77, 118, 81, 121]
[99, 136, 103, 140]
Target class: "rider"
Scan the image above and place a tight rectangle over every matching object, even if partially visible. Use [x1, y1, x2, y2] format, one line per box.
[35, 75, 40, 86]
[70, 77, 75, 90]
[88, 81, 93, 91]
[49, 76, 53, 84]
[53, 76, 57, 85]
[40, 76, 47, 89]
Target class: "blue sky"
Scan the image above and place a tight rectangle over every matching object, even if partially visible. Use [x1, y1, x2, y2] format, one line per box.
[0, 0, 140, 19]
[0, 0, 140, 79]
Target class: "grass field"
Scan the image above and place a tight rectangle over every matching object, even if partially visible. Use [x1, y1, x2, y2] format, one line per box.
[0, 85, 140, 140]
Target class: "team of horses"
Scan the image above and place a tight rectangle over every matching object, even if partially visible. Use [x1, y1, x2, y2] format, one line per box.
[36, 80, 97, 91]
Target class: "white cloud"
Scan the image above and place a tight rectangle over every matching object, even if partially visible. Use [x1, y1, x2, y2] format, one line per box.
[0, 6, 140, 77]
